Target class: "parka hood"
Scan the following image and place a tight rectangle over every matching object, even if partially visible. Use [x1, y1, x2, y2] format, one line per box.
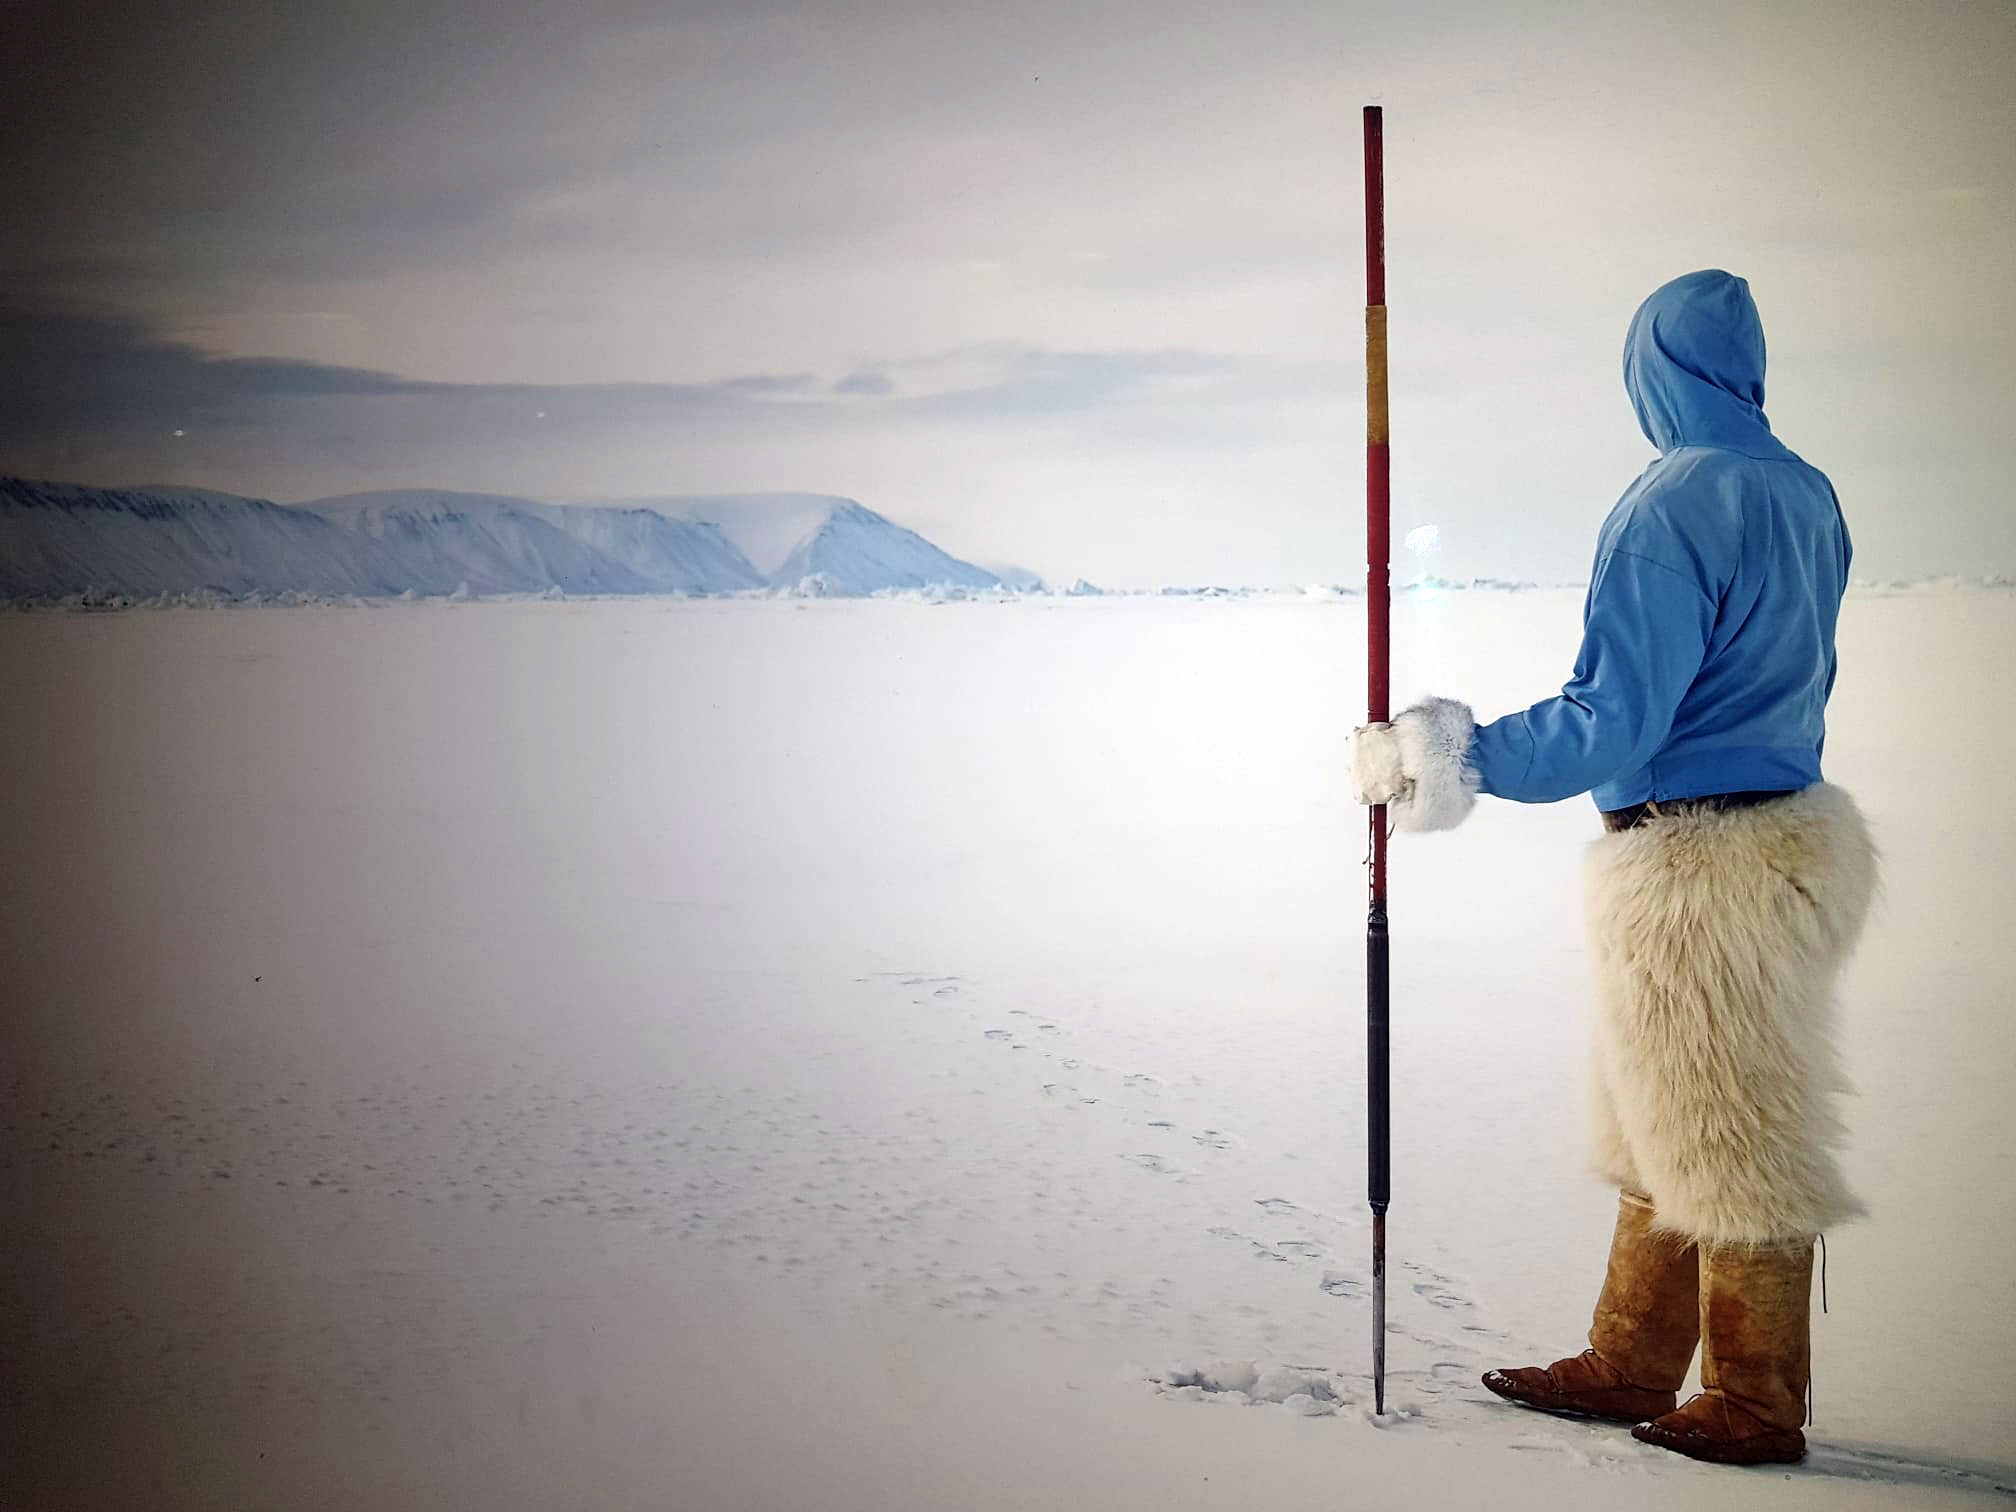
[1623, 270, 1789, 459]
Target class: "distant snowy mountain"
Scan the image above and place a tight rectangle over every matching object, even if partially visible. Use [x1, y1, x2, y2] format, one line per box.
[597, 493, 1000, 595]
[593, 494, 853, 578]
[772, 502, 999, 595]
[0, 478, 426, 599]
[300, 490, 762, 596]
[0, 477, 1008, 601]
[520, 502, 764, 593]
[301, 491, 656, 596]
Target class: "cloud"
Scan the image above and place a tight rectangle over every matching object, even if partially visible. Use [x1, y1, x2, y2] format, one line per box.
[0, 304, 860, 444]
[0, 305, 418, 442]
[712, 372, 819, 395]
[828, 345, 1264, 418]
[0, 303, 1301, 447]
[0, 302, 1334, 522]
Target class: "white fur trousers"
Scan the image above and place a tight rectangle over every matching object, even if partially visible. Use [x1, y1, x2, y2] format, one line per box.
[1584, 784, 1879, 1245]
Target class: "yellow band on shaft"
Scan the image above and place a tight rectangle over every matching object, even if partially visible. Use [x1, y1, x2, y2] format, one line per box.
[1366, 305, 1389, 445]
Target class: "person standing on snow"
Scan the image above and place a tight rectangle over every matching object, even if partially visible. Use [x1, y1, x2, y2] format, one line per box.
[1348, 269, 1878, 1467]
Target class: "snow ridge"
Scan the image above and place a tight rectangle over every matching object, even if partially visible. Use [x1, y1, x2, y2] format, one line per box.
[0, 477, 422, 599]
[590, 492, 1003, 596]
[771, 502, 1000, 595]
[519, 503, 765, 594]
[302, 490, 751, 596]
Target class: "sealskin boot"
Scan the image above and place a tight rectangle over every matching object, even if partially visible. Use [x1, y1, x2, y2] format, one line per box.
[1483, 1190, 1699, 1423]
[1633, 1238, 1813, 1465]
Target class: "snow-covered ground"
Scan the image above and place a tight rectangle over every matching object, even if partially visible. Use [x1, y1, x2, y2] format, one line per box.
[3, 590, 2011, 1510]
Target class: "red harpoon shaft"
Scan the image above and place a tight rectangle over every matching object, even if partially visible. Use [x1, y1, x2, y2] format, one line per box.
[1362, 102, 1392, 1418]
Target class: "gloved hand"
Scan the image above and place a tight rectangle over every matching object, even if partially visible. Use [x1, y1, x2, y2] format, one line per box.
[1343, 697, 1480, 832]
[1348, 721, 1409, 806]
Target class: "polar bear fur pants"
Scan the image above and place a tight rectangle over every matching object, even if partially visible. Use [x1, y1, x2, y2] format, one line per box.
[1585, 783, 1879, 1246]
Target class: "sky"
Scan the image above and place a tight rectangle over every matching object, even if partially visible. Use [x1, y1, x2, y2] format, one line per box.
[2, 0, 2011, 587]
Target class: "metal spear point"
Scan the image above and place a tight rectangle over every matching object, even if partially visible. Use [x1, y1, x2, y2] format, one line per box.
[1362, 103, 1393, 1418]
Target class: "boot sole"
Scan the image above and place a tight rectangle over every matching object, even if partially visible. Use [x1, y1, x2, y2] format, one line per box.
[1631, 1421, 1807, 1465]
[1479, 1370, 1671, 1425]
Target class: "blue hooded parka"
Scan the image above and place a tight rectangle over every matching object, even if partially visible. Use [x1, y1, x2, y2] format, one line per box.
[1467, 270, 1852, 811]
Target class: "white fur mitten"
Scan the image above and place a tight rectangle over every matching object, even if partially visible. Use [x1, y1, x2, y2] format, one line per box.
[1347, 697, 1481, 832]
[1348, 722, 1408, 805]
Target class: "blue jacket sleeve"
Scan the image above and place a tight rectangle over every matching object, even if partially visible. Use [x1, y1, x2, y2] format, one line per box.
[1467, 548, 1717, 803]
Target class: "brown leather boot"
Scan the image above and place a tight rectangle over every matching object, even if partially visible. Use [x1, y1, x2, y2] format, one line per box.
[1483, 1190, 1699, 1423]
[1633, 1237, 1812, 1465]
